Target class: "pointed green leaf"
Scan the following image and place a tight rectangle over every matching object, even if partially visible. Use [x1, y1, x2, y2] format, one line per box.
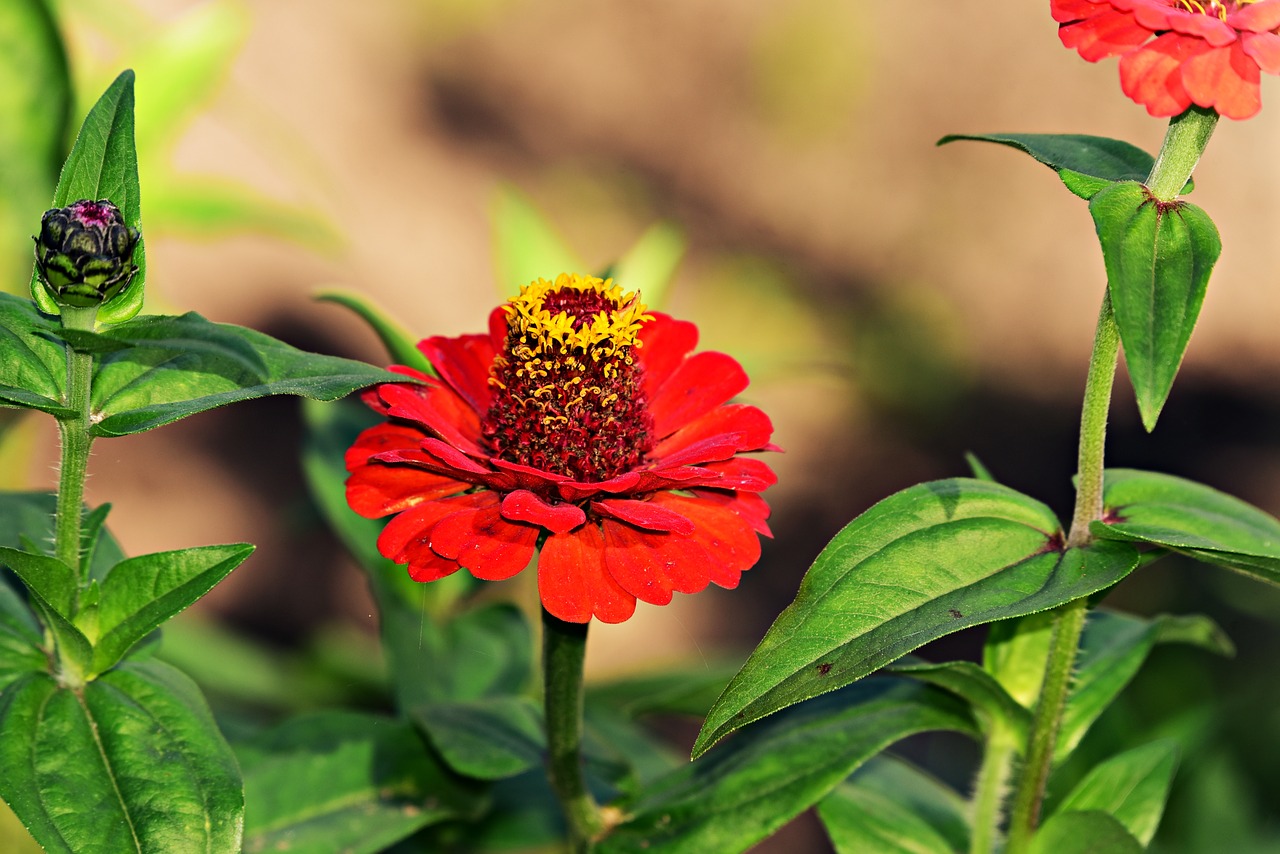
[612, 221, 685, 309]
[936, 133, 1183, 200]
[983, 610, 1056, 708]
[0, 295, 72, 416]
[599, 679, 976, 854]
[1094, 468, 1280, 585]
[0, 0, 71, 291]
[410, 696, 544, 780]
[239, 711, 484, 854]
[0, 547, 75, 616]
[90, 543, 254, 675]
[1058, 610, 1230, 762]
[1054, 740, 1179, 846]
[817, 757, 969, 854]
[0, 660, 242, 854]
[0, 579, 45, 694]
[890, 659, 1030, 741]
[315, 290, 432, 374]
[492, 185, 584, 294]
[85, 312, 404, 436]
[1029, 810, 1144, 854]
[1090, 182, 1220, 430]
[34, 70, 146, 322]
[693, 479, 1140, 756]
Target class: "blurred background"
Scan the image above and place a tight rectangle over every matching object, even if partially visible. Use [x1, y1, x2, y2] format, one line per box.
[3, 0, 1280, 849]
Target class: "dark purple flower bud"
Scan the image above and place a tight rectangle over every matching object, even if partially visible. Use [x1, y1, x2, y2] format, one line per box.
[33, 199, 140, 309]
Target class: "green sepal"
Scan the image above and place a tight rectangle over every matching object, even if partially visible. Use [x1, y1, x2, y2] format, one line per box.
[1052, 740, 1179, 847]
[89, 543, 254, 676]
[693, 478, 1140, 757]
[315, 290, 433, 375]
[937, 133, 1189, 200]
[0, 660, 243, 854]
[33, 70, 146, 322]
[1094, 468, 1280, 585]
[600, 679, 976, 854]
[1090, 182, 1220, 431]
[238, 711, 486, 854]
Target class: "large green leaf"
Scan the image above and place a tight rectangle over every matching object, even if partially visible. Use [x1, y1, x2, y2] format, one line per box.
[239, 711, 483, 854]
[1058, 610, 1230, 762]
[89, 543, 254, 675]
[34, 70, 146, 323]
[1028, 811, 1144, 854]
[1052, 740, 1179, 846]
[599, 679, 976, 853]
[0, 580, 44, 695]
[890, 659, 1029, 742]
[694, 479, 1140, 755]
[410, 696, 544, 781]
[1090, 183, 1220, 431]
[0, 296, 72, 416]
[1094, 468, 1280, 585]
[816, 756, 969, 854]
[983, 610, 1056, 708]
[0, 660, 242, 853]
[936, 133, 1180, 200]
[0, 0, 70, 292]
[588, 664, 739, 720]
[0, 547, 74, 616]
[87, 312, 403, 436]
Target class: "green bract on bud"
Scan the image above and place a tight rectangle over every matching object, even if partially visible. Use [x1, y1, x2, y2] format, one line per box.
[33, 199, 140, 309]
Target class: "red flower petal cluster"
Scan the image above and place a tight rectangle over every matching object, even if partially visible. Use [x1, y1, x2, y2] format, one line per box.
[1052, 0, 1280, 119]
[346, 274, 777, 623]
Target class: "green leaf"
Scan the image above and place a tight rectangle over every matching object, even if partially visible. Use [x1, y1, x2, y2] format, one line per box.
[0, 580, 45, 695]
[34, 70, 146, 323]
[964, 451, 995, 482]
[693, 479, 1140, 756]
[599, 679, 976, 854]
[410, 696, 544, 780]
[889, 659, 1029, 741]
[817, 757, 969, 854]
[1094, 468, 1280, 585]
[315, 291, 433, 374]
[0, 660, 242, 854]
[1090, 182, 1220, 431]
[0, 0, 71, 292]
[86, 311, 404, 436]
[611, 221, 685, 310]
[0, 546, 75, 616]
[936, 133, 1181, 200]
[1053, 740, 1179, 846]
[0, 295, 73, 416]
[0, 492, 125, 582]
[983, 610, 1056, 708]
[90, 543, 254, 675]
[492, 185, 584, 294]
[1059, 610, 1230, 762]
[588, 664, 739, 719]
[1029, 810, 1144, 854]
[239, 711, 483, 854]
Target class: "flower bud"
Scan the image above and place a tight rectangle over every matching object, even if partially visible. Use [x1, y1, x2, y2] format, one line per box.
[33, 199, 140, 309]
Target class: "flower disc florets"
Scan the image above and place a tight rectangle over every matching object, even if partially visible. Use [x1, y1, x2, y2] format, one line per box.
[33, 199, 139, 308]
[345, 273, 778, 623]
[1053, 0, 1280, 119]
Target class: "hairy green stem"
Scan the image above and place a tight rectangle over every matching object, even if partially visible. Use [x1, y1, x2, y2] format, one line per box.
[543, 608, 604, 852]
[1005, 107, 1218, 851]
[969, 729, 1017, 854]
[54, 307, 97, 587]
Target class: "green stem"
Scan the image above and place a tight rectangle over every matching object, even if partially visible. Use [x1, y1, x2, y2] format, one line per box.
[1005, 107, 1220, 852]
[54, 307, 97, 587]
[969, 730, 1017, 854]
[543, 608, 604, 853]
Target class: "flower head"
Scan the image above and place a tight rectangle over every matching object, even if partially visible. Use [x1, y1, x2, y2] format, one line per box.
[33, 199, 140, 308]
[346, 273, 777, 623]
[1052, 0, 1280, 119]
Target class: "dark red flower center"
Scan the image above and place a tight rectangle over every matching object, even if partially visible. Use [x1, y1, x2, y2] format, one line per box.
[482, 274, 655, 483]
[68, 200, 118, 228]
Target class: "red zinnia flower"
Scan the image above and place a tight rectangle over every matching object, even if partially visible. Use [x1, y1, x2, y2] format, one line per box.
[345, 273, 777, 624]
[1052, 0, 1280, 119]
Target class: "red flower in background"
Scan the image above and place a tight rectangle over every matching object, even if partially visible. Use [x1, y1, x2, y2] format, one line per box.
[1052, 0, 1280, 119]
[346, 274, 777, 623]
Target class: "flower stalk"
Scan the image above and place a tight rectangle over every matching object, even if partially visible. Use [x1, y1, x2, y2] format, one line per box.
[542, 607, 605, 852]
[54, 306, 98, 588]
[1004, 107, 1220, 851]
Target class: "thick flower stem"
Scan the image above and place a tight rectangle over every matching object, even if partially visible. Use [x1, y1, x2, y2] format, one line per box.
[1005, 107, 1219, 852]
[969, 729, 1017, 854]
[543, 608, 604, 853]
[54, 307, 97, 590]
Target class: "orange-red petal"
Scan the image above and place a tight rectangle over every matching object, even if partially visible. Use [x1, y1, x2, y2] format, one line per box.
[417, 333, 496, 415]
[539, 525, 636, 623]
[649, 351, 749, 439]
[602, 521, 711, 602]
[649, 492, 762, 589]
[430, 500, 539, 580]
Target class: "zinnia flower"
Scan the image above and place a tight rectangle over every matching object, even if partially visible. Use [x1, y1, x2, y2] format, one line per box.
[345, 273, 777, 623]
[1052, 0, 1280, 119]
